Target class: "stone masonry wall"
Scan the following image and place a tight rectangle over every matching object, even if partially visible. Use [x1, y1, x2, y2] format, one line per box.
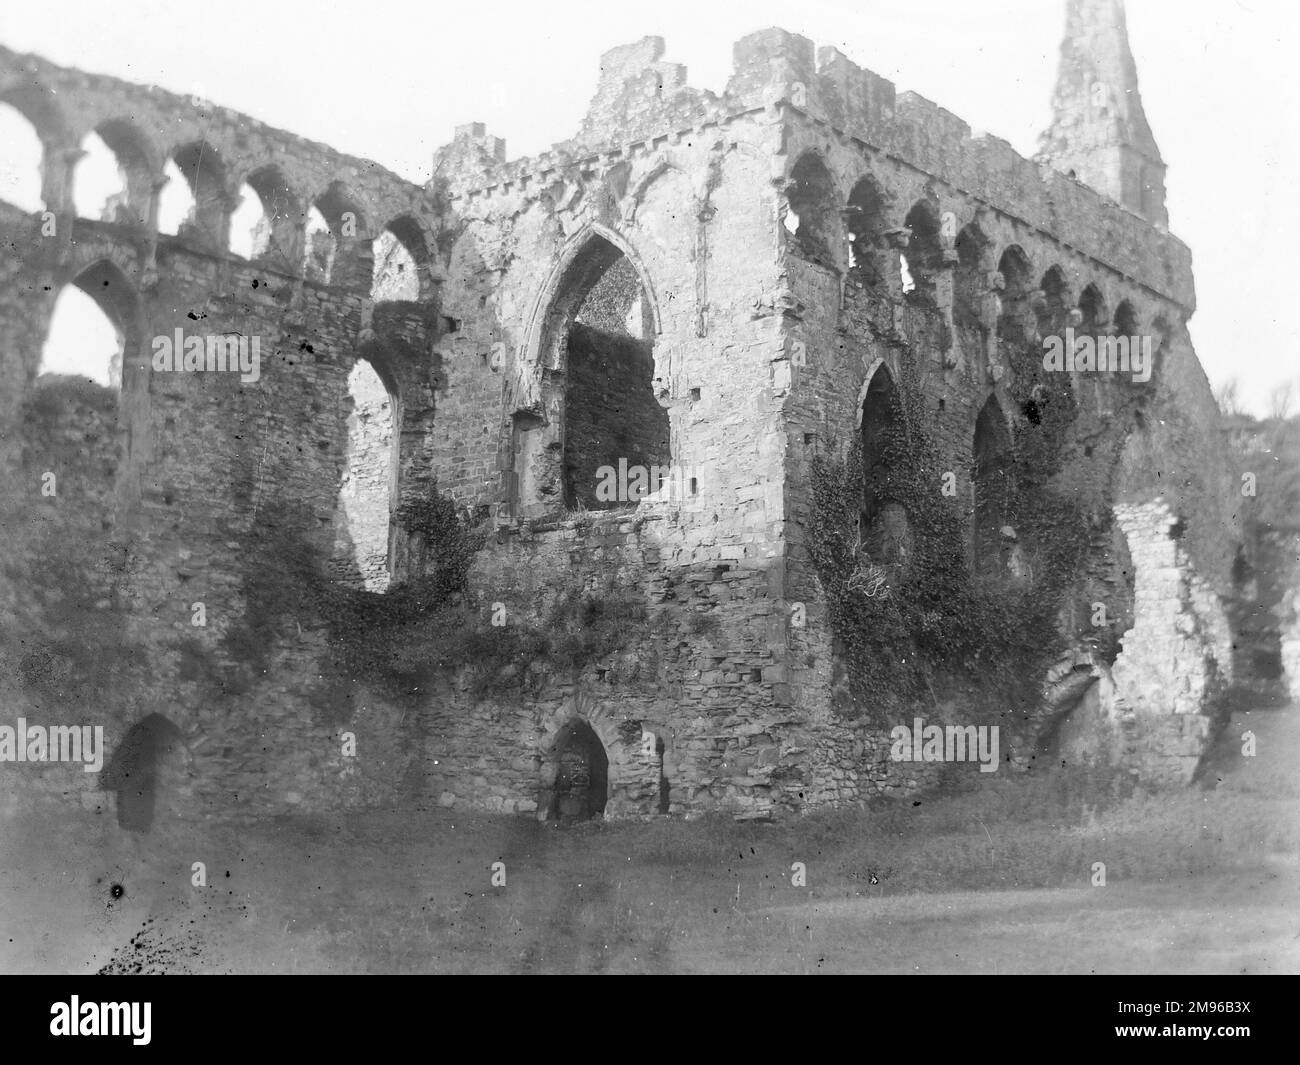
[1109, 500, 1234, 784]
[0, 23, 1242, 824]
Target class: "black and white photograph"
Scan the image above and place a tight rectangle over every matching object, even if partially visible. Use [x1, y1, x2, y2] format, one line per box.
[0, 0, 1295, 1008]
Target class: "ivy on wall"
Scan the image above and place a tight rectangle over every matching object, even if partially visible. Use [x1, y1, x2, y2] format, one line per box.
[808, 348, 1097, 725]
[223, 483, 650, 715]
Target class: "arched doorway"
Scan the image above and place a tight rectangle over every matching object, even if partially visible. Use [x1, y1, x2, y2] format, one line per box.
[101, 714, 188, 833]
[548, 719, 609, 821]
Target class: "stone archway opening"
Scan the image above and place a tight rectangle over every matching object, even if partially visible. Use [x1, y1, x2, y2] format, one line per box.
[39, 275, 125, 389]
[785, 152, 840, 269]
[972, 395, 1014, 581]
[527, 232, 669, 515]
[101, 714, 189, 833]
[860, 365, 911, 577]
[329, 356, 397, 591]
[73, 122, 152, 227]
[547, 718, 609, 821]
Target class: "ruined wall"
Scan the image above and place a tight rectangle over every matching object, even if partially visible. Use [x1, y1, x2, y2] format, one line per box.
[0, 23, 1242, 824]
[0, 45, 444, 819]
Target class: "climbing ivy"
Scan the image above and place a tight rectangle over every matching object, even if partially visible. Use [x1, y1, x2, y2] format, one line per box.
[222, 484, 650, 713]
[808, 349, 1094, 725]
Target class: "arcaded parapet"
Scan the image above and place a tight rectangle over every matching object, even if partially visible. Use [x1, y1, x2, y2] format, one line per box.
[434, 28, 1193, 311]
[0, 45, 451, 820]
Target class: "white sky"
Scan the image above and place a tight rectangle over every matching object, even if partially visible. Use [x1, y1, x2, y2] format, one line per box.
[3, 0, 1296, 414]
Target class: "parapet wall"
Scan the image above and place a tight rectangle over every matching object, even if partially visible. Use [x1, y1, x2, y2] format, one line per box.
[436, 29, 1193, 314]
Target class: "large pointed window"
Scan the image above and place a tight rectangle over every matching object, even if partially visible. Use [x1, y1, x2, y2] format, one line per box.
[330, 358, 397, 591]
[972, 396, 1014, 580]
[39, 261, 133, 390]
[860, 365, 910, 572]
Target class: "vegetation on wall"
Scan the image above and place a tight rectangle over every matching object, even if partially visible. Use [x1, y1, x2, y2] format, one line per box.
[223, 484, 652, 715]
[808, 351, 1096, 724]
[5, 381, 147, 708]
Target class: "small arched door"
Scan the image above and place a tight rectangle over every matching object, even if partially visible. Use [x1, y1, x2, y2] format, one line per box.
[101, 714, 188, 832]
[549, 719, 609, 821]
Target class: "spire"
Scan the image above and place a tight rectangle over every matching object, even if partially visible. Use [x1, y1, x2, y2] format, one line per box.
[1037, 0, 1168, 228]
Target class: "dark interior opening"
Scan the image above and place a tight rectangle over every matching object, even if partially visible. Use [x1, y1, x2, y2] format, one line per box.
[861, 366, 910, 570]
[562, 255, 669, 510]
[549, 719, 609, 821]
[973, 396, 1014, 579]
[101, 713, 185, 833]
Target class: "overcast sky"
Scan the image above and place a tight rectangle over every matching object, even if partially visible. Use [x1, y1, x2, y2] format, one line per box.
[3, 0, 1296, 415]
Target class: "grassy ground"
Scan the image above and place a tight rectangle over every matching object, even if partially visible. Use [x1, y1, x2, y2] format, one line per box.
[2, 705, 1297, 975]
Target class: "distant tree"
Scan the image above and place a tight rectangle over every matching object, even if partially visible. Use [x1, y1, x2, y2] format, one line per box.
[1214, 376, 1244, 417]
[1268, 380, 1296, 422]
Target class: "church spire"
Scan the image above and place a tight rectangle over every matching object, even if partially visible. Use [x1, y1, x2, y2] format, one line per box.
[1037, 0, 1168, 229]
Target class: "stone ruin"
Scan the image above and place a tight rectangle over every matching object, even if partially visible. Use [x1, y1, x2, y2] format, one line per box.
[0, 0, 1270, 827]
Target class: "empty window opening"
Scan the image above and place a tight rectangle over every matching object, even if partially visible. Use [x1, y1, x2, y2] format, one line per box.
[371, 229, 419, 302]
[562, 249, 669, 510]
[861, 366, 911, 571]
[330, 358, 396, 591]
[231, 168, 299, 269]
[100, 714, 188, 834]
[159, 143, 227, 249]
[996, 246, 1033, 347]
[548, 719, 609, 821]
[73, 124, 151, 226]
[972, 396, 1015, 580]
[156, 159, 193, 236]
[954, 224, 989, 329]
[785, 154, 839, 269]
[228, 184, 265, 259]
[0, 102, 44, 212]
[901, 202, 942, 302]
[1078, 283, 1106, 334]
[304, 204, 334, 283]
[1113, 299, 1138, 337]
[38, 262, 135, 390]
[1035, 266, 1070, 340]
[846, 176, 888, 286]
[308, 183, 368, 287]
[73, 132, 125, 222]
